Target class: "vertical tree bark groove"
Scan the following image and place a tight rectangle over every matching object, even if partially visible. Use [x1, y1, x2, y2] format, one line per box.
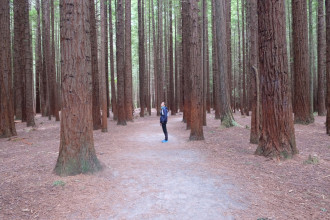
[255, 0, 298, 160]
[169, 0, 175, 116]
[125, 0, 133, 121]
[226, 1, 232, 111]
[292, 0, 314, 124]
[189, 0, 204, 140]
[105, 0, 110, 118]
[55, 0, 101, 176]
[90, 0, 101, 130]
[215, 0, 235, 127]
[317, 0, 326, 116]
[116, 0, 127, 125]
[0, 0, 17, 138]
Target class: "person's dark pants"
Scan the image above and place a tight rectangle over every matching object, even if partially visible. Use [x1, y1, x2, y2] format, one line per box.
[162, 123, 168, 141]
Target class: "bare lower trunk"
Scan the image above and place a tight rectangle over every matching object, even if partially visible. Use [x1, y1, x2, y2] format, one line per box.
[255, 0, 297, 160]
[55, 0, 101, 176]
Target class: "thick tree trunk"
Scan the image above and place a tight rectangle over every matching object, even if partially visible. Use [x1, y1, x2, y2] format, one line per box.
[13, 0, 24, 120]
[90, 0, 101, 130]
[255, 0, 298, 160]
[109, 0, 117, 120]
[21, 0, 35, 127]
[100, 0, 108, 132]
[317, 0, 326, 116]
[215, 0, 235, 127]
[55, 0, 101, 176]
[326, 0, 330, 135]
[292, 0, 314, 124]
[189, 0, 204, 140]
[0, 0, 17, 138]
[116, 0, 127, 125]
[151, 0, 158, 115]
[125, 0, 133, 121]
[158, 0, 164, 115]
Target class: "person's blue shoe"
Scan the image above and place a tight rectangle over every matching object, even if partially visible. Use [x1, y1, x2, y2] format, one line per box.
[161, 140, 168, 143]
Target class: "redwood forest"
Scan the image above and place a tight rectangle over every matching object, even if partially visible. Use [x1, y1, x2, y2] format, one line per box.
[0, 0, 329, 219]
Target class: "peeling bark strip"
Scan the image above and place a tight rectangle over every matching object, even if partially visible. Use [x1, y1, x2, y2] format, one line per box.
[55, 0, 101, 176]
[255, 0, 298, 160]
[0, 0, 17, 138]
[292, 0, 314, 124]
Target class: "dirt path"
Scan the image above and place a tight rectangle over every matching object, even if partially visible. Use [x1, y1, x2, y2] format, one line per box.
[1, 110, 329, 219]
[100, 116, 243, 219]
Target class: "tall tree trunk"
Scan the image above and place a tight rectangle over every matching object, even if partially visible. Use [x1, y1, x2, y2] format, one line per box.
[308, 0, 314, 115]
[169, 0, 175, 115]
[292, 0, 314, 124]
[13, 0, 24, 120]
[105, 0, 110, 118]
[189, 0, 204, 140]
[158, 0, 164, 115]
[151, 0, 158, 115]
[212, 0, 220, 119]
[226, 1, 232, 111]
[138, 0, 145, 117]
[242, 0, 247, 116]
[35, 0, 42, 114]
[317, 0, 326, 116]
[0, 0, 17, 138]
[249, 0, 260, 144]
[116, 0, 126, 125]
[215, 0, 235, 127]
[90, 0, 101, 129]
[182, 0, 192, 128]
[22, 0, 35, 127]
[100, 0, 108, 132]
[42, 0, 51, 120]
[326, 0, 330, 135]
[255, 0, 298, 160]
[202, 0, 207, 125]
[109, 0, 117, 120]
[55, 0, 102, 176]
[125, 0, 133, 121]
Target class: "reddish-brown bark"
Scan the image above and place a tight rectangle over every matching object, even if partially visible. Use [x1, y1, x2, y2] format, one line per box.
[55, 0, 101, 176]
[189, 0, 204, 140]
[109, 0, 117, 120]
[317, 0, 326, 116]
[326, 0, 330, 135]
[116, 0, 127, 125]
[255, 0, 298, 159]
[212, 0, 220, 120]
[292, 0, 314, 124]
[90, 0, 101, 130]
[0, 0, 17, 138]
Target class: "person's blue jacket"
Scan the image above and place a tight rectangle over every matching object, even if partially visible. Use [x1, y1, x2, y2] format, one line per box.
[160, 106, 168, 124]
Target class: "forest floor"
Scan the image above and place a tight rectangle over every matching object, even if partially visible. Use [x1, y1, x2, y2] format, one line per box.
[0, 110, 329, 220]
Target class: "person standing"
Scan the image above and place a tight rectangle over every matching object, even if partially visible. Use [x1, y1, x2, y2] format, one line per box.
[160, 102, 168, 143]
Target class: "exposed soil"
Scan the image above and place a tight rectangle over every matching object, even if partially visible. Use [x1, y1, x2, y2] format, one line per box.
[0, 110, 329, 219]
